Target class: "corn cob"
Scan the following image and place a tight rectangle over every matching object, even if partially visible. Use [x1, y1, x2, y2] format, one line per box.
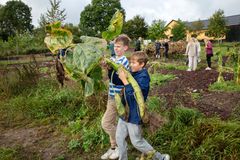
[114, 93, 126, 116]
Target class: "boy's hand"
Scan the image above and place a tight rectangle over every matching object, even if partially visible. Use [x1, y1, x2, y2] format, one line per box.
[100, 59, 111, 70]
[118, 68, 129, 85]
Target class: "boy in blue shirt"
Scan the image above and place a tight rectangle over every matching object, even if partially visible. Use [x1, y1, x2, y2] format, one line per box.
[116, 51, 170, 160]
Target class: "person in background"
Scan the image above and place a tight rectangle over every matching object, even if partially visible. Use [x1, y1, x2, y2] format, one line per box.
[155, 40, 161, 59]
[163, 39, 169, 59]
[109, 40, 116, 57]
[204, 39, 213, 70]
[194, 38, 201, 63]
[135, 37, 142, 51]
[185, 38, 198, 71]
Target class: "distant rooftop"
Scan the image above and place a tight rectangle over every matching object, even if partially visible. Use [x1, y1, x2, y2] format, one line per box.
[186, 14, 240, 30]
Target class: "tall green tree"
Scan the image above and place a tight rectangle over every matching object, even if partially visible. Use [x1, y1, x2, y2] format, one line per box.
[79, 0, 125, 37]
[122, 15, 148, 39]
[147, 19, 167, 40]
[0, 0, 33, 40]
[171, 20, 186, 41]
[39, 0, 66, 28]
[207, 9, 227, 39]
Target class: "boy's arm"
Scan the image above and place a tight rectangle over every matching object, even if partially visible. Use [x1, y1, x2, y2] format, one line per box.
[108, 68, 124, 85]
[107, 57, 128, 85]
[119, 70, 149, 101]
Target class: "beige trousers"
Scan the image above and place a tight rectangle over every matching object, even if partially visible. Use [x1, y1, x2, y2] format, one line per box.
[101, 96, 117, 148]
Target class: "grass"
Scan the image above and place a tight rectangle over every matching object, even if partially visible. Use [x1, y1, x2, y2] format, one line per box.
[147, 107, 240, 160]
[0, 75, 109, 157]
[161, 62, 187, 70]
[146, 96, 168, 114]
[149, 60, 187, 72]
[0, 147, 40, 160]
[191, 92, 201, 101]
[0, 55, 54, 66]
[150, 73, 175, 88]
[209, 80, 240, 92]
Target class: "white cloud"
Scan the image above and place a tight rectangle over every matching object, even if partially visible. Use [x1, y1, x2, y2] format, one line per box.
[0, 0, 239, 27]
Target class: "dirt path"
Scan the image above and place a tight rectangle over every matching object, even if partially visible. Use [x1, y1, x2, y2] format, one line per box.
[0, 125, 67, 160]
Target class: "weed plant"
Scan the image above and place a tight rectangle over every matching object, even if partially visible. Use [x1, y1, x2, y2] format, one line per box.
[150, 73, 175, 88]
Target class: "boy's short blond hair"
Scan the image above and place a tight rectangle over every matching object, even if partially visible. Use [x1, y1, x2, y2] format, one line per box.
[131, 51, 149, 67]
[114, 34, 131, 47]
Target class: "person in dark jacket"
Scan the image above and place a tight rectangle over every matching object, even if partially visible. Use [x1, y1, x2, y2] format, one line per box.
[135, 37, 142, 51]
[163, 39, 169, 58]
[109, 40, 116, 57]
[112, 51, 170, 160]
[155, 40, 161, 59]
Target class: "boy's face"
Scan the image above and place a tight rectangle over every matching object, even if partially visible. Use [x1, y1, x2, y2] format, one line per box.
[114, 42, 128, 57]
[130, 57, 144, 72]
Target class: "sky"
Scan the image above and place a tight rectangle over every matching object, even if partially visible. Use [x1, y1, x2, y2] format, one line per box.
[0, 0, 239, 27]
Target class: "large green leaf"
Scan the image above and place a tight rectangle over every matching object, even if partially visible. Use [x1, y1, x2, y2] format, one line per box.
[102, 9, 123, 40]
[62, 36, 106, 73]
[59, 36, 107, 96]
[44, 22, 110, 97]
[44, 21, 73, 54]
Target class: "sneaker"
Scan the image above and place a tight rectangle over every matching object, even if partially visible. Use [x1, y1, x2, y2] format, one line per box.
[162, 154, 170, 160]
[101, 148, 115, 160]
[109, 147, 119, 159]
[187, 68, 191, 71]
[153, 152, 170, 160]
[205, 67, 211, 70]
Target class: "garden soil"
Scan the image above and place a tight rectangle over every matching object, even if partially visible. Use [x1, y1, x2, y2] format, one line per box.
[150, 69, 240, 119]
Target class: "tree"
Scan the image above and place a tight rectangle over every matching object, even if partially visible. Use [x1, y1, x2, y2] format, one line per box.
[207, 9, 227, 39]
[171, 20, 186, 41]
[0, 0, 33, 40]
[39, 14, 48, 28]
[189, 19, 204, 32]
[79, 0, 125, 37]
[122, 15, 148, 39]
[38, 0, 66, 27]
[147, 19, 167, 40]
[64, 23, 81, 43]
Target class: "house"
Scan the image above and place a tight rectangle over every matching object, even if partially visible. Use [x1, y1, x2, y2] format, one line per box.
[165, 14, 240, 42]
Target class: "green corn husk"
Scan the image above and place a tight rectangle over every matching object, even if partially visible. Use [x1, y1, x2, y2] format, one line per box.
[217, 51, 224, 83]
[105, 58, 146, 120]
[115, 93, 126, 116]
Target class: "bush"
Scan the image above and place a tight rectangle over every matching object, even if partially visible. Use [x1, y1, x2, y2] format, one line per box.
[0, 63, 40, 97]
[0, 32, 47, 57]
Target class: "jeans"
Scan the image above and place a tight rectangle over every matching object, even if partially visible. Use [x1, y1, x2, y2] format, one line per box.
[206, 54, 212, 68]
[116, 119, 156, 160]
